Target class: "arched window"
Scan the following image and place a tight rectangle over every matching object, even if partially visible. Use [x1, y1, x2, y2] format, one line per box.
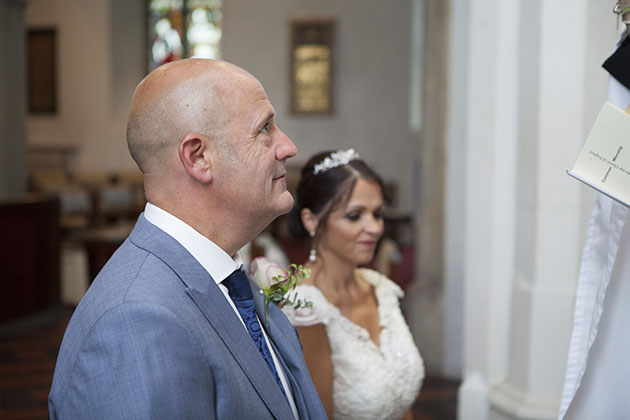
[148, 0, 222, 71]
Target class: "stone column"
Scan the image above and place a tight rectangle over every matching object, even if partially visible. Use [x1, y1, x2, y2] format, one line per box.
[455, 0, 520, 416]
[487, 1, 593, 418]
[450, 0, 608, 418]
[0, 0, 27, 198]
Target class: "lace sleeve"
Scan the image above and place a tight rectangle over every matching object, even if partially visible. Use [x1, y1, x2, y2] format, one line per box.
[358, 268, 404, 299]
[281, 285, 331, 327]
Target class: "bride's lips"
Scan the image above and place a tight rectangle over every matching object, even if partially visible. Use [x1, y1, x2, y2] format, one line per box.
[359, 241, 377, 248]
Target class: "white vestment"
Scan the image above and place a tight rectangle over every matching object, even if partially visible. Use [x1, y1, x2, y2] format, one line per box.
[559, 32, 630, 419]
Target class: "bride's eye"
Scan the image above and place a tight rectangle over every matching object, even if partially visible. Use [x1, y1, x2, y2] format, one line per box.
[346, 212, 360, 221]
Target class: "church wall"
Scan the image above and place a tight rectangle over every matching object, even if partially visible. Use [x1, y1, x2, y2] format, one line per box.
[222, 0, 416, 212]
[25, 0, 417, 212]
[25, 0, 143, 174]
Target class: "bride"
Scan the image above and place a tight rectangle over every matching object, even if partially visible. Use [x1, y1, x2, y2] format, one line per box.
[283, 149, 424, 420]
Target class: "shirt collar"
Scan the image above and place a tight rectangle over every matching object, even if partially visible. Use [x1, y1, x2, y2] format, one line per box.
[143, 202, 240, 284]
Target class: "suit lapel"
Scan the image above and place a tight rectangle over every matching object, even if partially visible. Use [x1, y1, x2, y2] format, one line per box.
[186, 289, 293, 419]
[267, 329, 311, 419]
[253, 287, 314, 420]
[128, 215, 293, 420]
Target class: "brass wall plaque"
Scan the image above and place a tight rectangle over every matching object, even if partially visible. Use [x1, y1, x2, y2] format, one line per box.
[290, 18, 334, 114]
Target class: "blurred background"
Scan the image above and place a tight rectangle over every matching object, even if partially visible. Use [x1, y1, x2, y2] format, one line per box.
[0, 0, 622, 419]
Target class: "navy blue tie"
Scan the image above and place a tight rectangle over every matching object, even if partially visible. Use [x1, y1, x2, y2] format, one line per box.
[223, 268, 287, 399]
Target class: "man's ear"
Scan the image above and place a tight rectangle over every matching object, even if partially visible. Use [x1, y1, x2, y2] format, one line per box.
[300, 208, 319, 236]
[178, 132, 213, 184]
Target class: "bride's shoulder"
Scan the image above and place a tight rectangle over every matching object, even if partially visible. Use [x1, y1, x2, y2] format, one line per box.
[357, 268, 404, 299]
[281, 284, 332, 327]
[291, 283, 323, 301]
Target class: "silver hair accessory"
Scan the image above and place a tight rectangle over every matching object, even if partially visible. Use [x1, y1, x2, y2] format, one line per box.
[313, 149, 360, 175]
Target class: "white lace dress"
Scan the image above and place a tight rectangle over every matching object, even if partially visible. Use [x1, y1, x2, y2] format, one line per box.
[283, 268, 424, 420]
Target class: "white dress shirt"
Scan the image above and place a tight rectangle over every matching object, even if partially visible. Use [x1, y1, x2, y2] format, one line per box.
[144, 203, 299, 419]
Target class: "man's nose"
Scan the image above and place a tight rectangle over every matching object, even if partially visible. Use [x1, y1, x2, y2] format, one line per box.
[275, 128, 297, 161]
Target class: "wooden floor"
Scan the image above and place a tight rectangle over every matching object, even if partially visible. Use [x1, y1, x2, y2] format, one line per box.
[0, 307, 458, 420]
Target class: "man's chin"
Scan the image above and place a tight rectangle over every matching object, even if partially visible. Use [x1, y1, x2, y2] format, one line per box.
[260, 192, 294, 226]
[275, 192, 295, 215]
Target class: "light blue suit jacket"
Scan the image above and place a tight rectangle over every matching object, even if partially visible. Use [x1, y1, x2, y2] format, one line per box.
[48, 214, 327, 420]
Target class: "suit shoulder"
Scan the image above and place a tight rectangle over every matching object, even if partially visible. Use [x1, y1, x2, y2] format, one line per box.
[49, 301, 208, 418]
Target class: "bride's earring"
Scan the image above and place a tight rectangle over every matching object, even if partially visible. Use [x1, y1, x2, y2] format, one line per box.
[309, 231, 317, 262]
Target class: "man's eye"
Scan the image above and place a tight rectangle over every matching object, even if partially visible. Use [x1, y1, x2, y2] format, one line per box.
[261, 123, 270, 133]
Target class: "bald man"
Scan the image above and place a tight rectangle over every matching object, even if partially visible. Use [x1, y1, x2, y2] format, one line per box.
[48, 60, 327, 420]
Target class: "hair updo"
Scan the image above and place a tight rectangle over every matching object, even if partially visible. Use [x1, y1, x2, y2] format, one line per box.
[287, 150, 388, 240]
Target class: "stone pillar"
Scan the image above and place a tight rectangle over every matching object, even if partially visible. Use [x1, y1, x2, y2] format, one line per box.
[0, 0, 27, 198]
[455, 0, 520, 416]
[450, 0, 608, 418]
[487, 1, 589, 418]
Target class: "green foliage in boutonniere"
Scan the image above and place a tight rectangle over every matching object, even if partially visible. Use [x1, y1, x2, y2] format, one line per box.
[250, 257, 313, 326]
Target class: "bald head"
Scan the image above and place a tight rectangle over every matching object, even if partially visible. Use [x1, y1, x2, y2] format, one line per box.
[126, 59, 256, 174]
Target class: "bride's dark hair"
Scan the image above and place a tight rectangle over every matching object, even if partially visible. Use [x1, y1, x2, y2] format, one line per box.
[288, 150, 388, 240]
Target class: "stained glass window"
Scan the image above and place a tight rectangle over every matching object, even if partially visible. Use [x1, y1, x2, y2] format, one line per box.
[148, 0, 222, 71]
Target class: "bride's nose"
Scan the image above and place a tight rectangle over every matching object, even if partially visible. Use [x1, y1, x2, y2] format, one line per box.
[364, 215, 383, 236]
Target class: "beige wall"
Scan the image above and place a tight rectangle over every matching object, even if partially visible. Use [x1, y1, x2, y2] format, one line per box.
[25, 0, 144, 174]
[25, 0, 418, 211]
[404, 0, 450, 375]
[223, 0, 416, 211]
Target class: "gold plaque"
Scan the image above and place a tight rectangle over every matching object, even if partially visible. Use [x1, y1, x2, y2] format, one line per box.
[290, 19, 334, 114]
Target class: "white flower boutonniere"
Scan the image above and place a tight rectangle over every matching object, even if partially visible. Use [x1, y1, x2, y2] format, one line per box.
[250, 257, 313, 326]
